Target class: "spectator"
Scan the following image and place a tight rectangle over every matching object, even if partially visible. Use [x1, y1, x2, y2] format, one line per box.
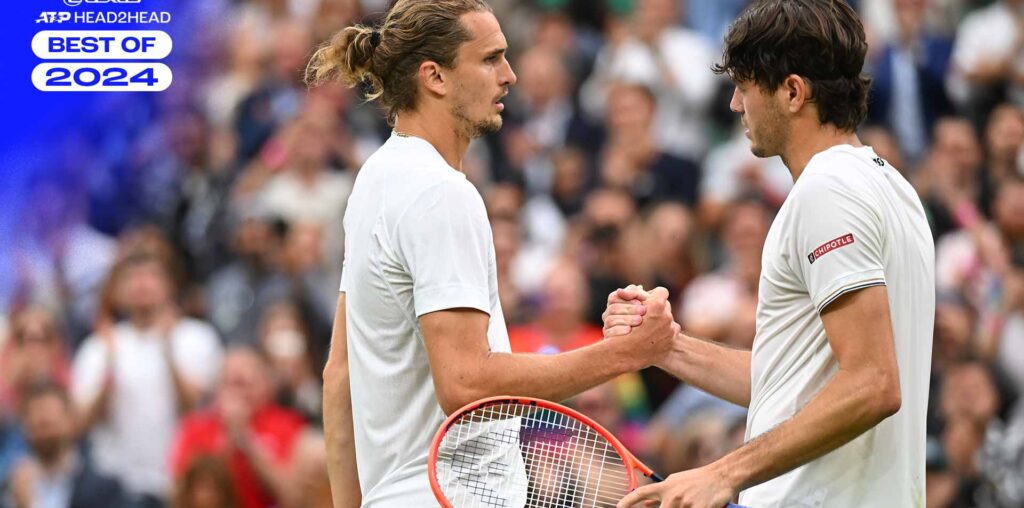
[0, 308, 71, 414]
[500, 46, 599, 194]
[173, 456, 239, 508]
[256, 118, 352, 229]
[867, 0, 954, 162]
[977, 401, 1024, 507]
[980, 104, 1024, 207]
[170, 346, 307, 508]
[72, 253, 223, 505]
[233, 18, 311, 161]
[12, 172, 116, 342]
[581, 0, 718, 158]
[279, 221, 336, 344]
[509, 259, 603, 354]
[947, 0, 1024, 128]
[205, 215, 291, 345]
[698, 126, 791, 230]
[0, 411, 27, 501]
[599, 82, 701, 208]
[6, 382, 125, 508]
[681, 198, 771, 348]
[257, 302, 322, 422]
[573, 187, 644, 324]
[156, 109, 236, 284]
[642, 202, 700, 305]
[936, 361, 1004, 505]
[935, 174, 1024, 393]
[490, 214, 529, 325]
[916, 117, 984, 240]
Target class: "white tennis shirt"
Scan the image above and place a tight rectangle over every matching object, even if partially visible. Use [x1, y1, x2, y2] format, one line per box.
[740, 145, 934, 507]
[339, 132, 513, 506]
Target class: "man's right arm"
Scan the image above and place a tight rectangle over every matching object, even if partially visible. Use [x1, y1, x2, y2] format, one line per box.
[604, 286, 752, 407]
[323, 293, 360, 508]
[420, 289, 678, 415]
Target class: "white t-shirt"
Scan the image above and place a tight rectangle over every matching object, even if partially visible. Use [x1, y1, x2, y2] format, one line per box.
[71, 318, 223, 497]
[340, 132, 513, 506]
[741, 145, 934, 507]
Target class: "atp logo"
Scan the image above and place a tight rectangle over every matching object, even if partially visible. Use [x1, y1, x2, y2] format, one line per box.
[63, 0, 141, 6]
[37, 12, 72, 23]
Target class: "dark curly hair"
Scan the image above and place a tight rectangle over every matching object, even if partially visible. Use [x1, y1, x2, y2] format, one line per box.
[712, 0, 871, 132]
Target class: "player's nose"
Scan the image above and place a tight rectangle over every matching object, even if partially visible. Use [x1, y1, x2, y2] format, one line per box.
[501, 58, 517, 87]
[730, 86, 743, 114]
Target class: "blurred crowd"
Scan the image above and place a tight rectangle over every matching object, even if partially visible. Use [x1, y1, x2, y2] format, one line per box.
[2, 0, 1024, 506]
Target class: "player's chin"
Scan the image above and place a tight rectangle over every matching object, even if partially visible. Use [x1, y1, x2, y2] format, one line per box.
[749, 139, 771, 158]
[479, 116, 503, 136]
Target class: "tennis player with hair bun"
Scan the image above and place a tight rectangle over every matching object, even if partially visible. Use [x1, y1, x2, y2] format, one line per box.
[307, 1, 678, 506]
[606, 1, 935, 507]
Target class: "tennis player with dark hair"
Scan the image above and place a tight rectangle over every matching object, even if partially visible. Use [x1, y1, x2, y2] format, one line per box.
[307, 1, 678, 506]
[607, 1, 935, 506]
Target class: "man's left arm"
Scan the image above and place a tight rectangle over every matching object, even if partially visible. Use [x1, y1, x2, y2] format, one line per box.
[619, 285, 901, 507]
[620, 169, 902, 508]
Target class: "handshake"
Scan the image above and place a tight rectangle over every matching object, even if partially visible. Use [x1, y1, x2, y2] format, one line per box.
[600, 284, 681, 370]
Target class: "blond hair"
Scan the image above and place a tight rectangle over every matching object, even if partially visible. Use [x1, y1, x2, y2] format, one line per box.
[306, 0, 491, 125]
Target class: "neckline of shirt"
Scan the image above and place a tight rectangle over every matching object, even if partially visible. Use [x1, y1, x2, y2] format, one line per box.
[807, 143, 876, 166]
[387, 130, 464, 176]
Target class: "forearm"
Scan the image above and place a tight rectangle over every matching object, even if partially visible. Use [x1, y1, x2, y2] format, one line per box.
[323, 294, 360, 507]
[713, 367, 899, 491]
[441, 340, 636, 412]
[323, 361, 361, 507]
[659, 333, 752, 407]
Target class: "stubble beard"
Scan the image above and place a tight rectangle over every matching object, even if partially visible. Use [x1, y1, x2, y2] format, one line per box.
[451, 99, 503, 139]
[750, 101, 788, 158]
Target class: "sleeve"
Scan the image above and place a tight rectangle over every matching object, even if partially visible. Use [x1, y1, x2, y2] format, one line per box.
[394, 179, 493, 318]
[70, 337, 108, 407]
[172, 321, 224, 392]
[339, 214, 351, 293]
[338, 255, 349, 293]
[790, 170, 887, 313]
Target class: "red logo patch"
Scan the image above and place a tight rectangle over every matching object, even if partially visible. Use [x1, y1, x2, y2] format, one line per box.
[807, 233, 855, 264]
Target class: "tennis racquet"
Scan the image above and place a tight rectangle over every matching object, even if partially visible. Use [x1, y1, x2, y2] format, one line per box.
[429, 396, 745, 508]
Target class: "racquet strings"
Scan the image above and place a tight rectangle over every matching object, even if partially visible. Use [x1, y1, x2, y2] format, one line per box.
[435, 401, 634, 508]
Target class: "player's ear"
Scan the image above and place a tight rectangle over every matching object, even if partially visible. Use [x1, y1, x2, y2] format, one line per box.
[783, 74, 810, 113]
[419, 60, 448, 98]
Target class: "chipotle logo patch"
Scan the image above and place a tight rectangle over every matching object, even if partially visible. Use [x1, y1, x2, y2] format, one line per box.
[807, 233, 855, 264]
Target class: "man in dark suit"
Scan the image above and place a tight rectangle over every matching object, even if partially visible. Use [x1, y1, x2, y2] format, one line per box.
[4, 382, 125, 508]
[868, 0, 953, 162]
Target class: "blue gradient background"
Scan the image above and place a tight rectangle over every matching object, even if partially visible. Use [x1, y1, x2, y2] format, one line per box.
[0, 0, 189, 298]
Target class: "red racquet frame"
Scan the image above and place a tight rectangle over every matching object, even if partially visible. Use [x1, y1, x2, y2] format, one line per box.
[428, 395, 660, 507]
